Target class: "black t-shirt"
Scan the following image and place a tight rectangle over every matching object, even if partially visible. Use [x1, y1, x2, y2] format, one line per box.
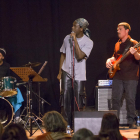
[0, 61, 10, 79]
[113, 38, 139, 80]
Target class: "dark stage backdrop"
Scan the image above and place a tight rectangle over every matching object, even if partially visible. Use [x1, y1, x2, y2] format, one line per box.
[0, 0, 140, 115]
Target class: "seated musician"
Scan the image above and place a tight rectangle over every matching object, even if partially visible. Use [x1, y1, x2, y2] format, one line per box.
[0, 48, 24, 123]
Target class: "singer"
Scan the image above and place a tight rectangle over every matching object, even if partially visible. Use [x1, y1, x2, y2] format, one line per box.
[57, 18, 93, 128]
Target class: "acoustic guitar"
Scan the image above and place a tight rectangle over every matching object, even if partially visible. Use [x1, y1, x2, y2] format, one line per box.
[108, 42, 140, 78]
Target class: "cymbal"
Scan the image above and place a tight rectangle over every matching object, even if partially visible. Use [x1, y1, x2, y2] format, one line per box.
[0, 90, 17, 97]
[23, 62, 41, 67]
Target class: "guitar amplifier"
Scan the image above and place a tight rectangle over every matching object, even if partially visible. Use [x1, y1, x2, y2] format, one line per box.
[95, 86, 127, 124]
[95, 86, 112, 111]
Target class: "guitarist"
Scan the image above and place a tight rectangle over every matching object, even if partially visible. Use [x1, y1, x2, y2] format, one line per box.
[106, 22, 140, 129]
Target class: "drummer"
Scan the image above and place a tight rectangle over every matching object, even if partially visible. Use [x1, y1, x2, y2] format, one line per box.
[0, 48, 24, 123]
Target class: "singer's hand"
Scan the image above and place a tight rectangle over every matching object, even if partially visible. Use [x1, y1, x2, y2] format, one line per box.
[57, 73, 61, 82]
[70, 32, 76, 40]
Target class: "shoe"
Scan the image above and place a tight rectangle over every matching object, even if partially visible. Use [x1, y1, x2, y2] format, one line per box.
[129, 123, 137, 129]
[14, 117, 26, 125]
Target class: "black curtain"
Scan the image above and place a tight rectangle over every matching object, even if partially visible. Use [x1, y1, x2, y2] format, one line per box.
[0, 0, 140, 115]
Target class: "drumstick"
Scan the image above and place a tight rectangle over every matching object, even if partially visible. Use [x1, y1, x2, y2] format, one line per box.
[38, 61, 48, 75]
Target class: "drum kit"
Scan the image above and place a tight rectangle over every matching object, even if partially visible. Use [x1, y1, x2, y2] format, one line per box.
[0, 61, 49, 134]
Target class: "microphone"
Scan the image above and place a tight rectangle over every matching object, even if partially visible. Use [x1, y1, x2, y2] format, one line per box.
[70, 31, 75, 41]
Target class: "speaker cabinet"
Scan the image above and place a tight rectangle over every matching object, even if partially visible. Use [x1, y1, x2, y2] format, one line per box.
[95, 86, 112, 111]
[95, 86, 127, 125]
[74, 111, 117, 135]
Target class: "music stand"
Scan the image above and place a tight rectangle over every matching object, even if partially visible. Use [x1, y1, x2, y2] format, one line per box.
[10, 67, 47, 82]
[10, 67, 47, 136]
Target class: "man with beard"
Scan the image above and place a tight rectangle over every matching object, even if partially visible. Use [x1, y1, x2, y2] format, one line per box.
[106, 22, 140, 129]
[57, 18, 93, 128]
[0, 48, 24, 123]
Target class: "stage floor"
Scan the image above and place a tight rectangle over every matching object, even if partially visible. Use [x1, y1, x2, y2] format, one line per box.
[26, 126, 45, 140]
[26, 126, 140, 140]
[120, 126, 140, 140]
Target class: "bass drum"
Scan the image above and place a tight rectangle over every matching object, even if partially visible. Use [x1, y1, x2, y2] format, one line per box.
[0, 97, 13, 128]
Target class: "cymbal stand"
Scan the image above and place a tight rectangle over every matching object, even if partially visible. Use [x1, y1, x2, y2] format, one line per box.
[24, 75, 44, 136]
[20, 83, 29, 119]
[36, 61, 51, 120]
[39, 82, 41, 118]
[32, 83, 51, 122]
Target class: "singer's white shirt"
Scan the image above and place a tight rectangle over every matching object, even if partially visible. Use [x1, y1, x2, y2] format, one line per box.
[60, 35, 93, 81]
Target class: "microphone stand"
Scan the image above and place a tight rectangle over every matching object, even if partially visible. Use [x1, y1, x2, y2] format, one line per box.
[71, 38, 80, 130]
[72, 39, 75, 130]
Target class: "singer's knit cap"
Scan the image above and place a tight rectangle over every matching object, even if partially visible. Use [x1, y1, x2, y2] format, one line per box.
[0, 48, 6, 57]
[75, 18, 89, 30]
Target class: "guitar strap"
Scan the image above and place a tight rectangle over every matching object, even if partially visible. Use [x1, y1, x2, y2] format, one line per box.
[122, 39, 133, 56]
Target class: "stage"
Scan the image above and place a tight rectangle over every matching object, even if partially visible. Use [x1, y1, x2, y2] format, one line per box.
[26, 126, 140, 140]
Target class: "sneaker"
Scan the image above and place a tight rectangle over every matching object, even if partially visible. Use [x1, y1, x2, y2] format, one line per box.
[14, 117, 26, 124]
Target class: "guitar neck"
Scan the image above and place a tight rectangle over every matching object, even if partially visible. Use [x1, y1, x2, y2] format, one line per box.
[115, 42, 140, 65]
[116, 50, 130, 65]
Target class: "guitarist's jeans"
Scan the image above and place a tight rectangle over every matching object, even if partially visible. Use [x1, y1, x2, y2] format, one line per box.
[112, 79, 138, 124]
[59, 70, 86, 128]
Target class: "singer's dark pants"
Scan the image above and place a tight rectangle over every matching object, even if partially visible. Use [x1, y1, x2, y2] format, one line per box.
[112, 79, 138, 124]
[60, 70, 86, 128]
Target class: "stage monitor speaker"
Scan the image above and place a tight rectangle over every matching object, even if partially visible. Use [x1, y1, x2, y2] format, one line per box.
[74, 110, 117, 135]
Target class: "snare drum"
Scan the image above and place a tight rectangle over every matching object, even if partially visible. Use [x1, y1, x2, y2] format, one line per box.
[0, 77, 17, 97]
